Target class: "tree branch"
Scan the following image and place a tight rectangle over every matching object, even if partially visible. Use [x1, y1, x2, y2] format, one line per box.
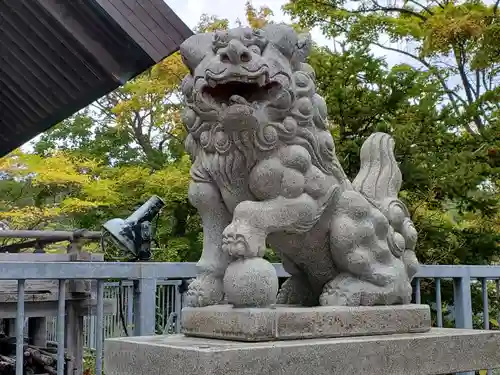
[481, 70, 489, 91]
[474, 70, 480, 99]
[312, 0, 428, 21]
[494, 0, 499, 15]
[430, 0, 445, 9]
[452, 45, 484, 131]
[371, 42, 481, 135]
[9, 183, 28, 206]
[350, 6, 428, 21]
[371, 0, 428, 20]
[406, 0, 434, 15]
[325, 18, 468, 118]
[372, 43, 463, 102]
[308, 0, 486, 133]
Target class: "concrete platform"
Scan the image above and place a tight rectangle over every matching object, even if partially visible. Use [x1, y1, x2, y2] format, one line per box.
[104, 328, 500, 375]
[181, 304, 431, 341]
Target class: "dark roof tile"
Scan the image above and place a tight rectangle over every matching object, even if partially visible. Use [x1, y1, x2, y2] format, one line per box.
[0, 0, 193, 157]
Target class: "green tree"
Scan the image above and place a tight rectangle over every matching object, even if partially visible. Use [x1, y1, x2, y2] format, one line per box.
[20, 37, 198, 260]
[34, 54, 189, 169]
[284, 0, 500, 135]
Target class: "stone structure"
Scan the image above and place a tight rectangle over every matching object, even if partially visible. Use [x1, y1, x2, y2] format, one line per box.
[104, 24, 500, 375]
[181, 304, 431, 342]
[180, 23, 418, 308]
[105, 329, 500, 375]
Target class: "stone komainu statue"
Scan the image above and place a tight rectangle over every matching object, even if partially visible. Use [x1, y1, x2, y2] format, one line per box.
[179, 24, 419, 307]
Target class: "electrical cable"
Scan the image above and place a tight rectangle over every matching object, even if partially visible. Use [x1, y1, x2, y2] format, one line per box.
[118, 280, 130, 336]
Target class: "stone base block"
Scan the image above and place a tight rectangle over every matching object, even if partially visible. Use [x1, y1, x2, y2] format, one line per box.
[104, 328, 500, 375]
[181, 304, 431, 341]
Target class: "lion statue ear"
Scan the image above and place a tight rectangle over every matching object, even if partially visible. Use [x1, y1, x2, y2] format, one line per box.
[294, 32, 312, 63]
[262, 24, 299, 58]
[261, 24, 312, 69]
[180, 33, 214, 73]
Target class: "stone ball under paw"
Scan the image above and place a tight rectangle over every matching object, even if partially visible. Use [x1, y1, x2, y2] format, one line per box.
[223, 258, 279, 307]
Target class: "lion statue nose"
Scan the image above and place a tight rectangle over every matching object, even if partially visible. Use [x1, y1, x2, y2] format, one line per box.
[220, 40, 252, 64]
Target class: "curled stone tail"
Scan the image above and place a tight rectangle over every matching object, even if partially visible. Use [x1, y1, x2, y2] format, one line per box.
[352, 132, 402, 201]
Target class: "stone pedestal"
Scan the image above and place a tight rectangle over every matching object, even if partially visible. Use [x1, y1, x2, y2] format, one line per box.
[181, 304, 431, 341]
[105, 304, 500, 375]
[105, 328, 500, 375]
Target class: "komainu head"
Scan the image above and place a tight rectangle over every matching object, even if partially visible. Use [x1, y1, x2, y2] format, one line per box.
[180, 24, 337, 175]
[180, 24, 313, 120]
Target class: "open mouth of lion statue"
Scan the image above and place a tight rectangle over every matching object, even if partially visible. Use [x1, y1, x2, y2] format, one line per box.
[201, 72, 283, 109]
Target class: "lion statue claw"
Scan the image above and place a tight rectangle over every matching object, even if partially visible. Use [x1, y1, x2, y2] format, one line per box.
[180, 24, 419, 308]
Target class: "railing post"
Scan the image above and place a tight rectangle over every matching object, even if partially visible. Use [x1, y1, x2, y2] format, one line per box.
[95, 280, 105, 375]
[133, 278, 157, 336]
[56, 279, 66, 375]
[435, 278, 443, 328]
[16, 280, 25, 375]
[175, 283, 182, 334]
[453, 276, 473, 329]
[414, 278, 421, 304]
[453, 276, 474, 375]
[127, 284, 134, 332]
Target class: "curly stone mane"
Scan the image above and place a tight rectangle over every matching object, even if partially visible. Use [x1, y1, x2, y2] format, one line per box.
[180, 26, 347, 186]
[179, 25, 420, 310]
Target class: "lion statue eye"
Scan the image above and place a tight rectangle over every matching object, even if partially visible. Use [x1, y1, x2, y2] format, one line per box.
[214, 30, 224, 41]
[251, 29, 268, 50]
[212, 31, 229, 51]
[252, 29, 263, 37]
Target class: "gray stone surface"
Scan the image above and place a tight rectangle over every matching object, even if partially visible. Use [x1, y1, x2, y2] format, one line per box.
[105, 328, 500, 375]
[181, 304, 431, 341]
[223, 258, 279, 307]
[180, 24, 420, 308]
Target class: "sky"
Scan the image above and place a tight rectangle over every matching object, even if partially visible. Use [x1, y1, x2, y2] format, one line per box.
[165, 0, 470, 102]
[166, 0, 413, 67]
[167, 0, 328, 44]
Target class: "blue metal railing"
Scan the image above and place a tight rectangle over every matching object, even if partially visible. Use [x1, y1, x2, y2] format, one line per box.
[1, 261, 499, 375]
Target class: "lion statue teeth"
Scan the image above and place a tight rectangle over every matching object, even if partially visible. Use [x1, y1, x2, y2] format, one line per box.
[179, 24, 419, 308]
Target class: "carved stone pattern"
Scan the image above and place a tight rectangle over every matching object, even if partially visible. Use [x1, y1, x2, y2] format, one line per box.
[179, 23, 420, 308]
